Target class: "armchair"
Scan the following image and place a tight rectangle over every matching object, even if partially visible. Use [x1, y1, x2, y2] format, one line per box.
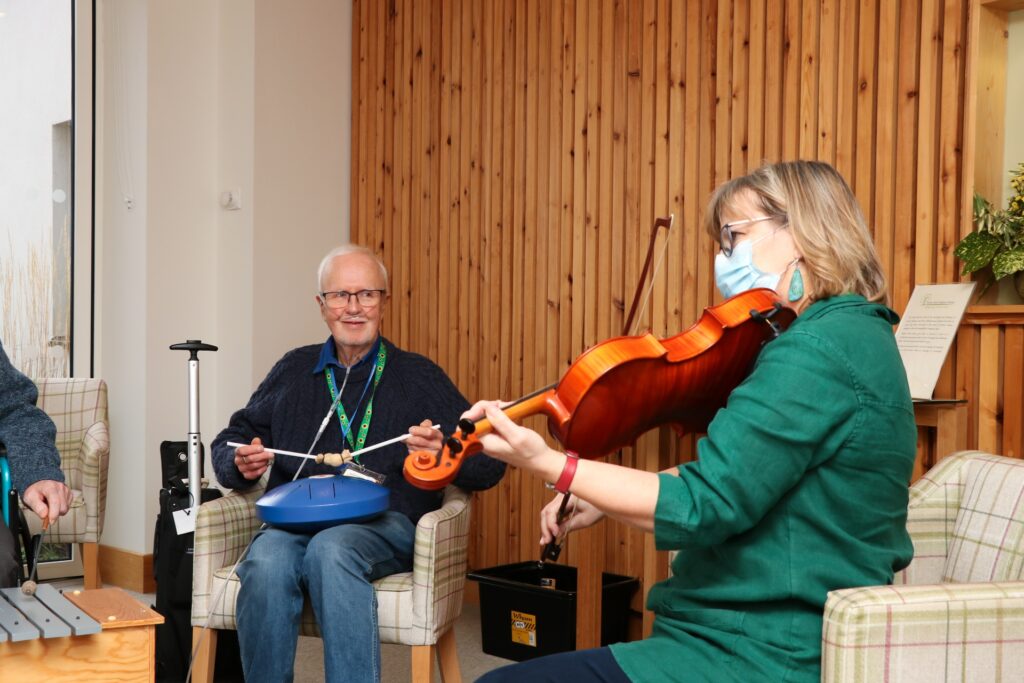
[190, 479, 471, 683]
[18, 378, 109, 589]
[823, 450, 1024, 682]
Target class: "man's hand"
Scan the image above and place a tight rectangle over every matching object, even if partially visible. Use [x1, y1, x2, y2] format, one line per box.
[22, 480, 72, 528]
[235, 437, 273, 480]
[406, 419, 443, 454]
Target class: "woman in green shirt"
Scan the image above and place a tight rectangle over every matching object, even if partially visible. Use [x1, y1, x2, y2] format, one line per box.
[474, 160, 916, 683]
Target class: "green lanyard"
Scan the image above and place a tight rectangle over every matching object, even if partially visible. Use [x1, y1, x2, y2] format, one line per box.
[325, 344, 387, 458]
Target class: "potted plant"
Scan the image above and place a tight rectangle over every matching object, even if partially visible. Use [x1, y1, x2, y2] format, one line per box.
[955, 162, 1024, 301]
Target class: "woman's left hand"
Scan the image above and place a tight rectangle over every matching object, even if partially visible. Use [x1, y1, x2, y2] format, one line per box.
[462, 400, 555, 468]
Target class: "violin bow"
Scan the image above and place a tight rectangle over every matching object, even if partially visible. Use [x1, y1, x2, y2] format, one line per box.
[541, 213, 674, 563]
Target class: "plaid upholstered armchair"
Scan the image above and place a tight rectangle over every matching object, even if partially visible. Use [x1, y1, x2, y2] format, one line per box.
[20, 378, 110, 590]
[823, 450, 1024, 682]
[189, 481, 472, 683]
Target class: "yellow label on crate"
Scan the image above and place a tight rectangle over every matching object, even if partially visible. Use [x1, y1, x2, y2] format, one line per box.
[510, 610, 537, 647]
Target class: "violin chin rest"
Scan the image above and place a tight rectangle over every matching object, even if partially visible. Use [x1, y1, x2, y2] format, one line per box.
[256, 475, 390, 533]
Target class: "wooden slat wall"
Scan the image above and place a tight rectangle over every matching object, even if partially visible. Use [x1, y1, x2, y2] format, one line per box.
[958, 308, 1024, 460]
[350, 0, 1006, 633]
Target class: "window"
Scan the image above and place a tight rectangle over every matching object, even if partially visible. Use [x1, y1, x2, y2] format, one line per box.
[0, 0, 77, 378]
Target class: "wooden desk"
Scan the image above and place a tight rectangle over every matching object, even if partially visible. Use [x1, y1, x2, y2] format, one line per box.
[0, 587, 163, 681]
[913, 399, 968, 481]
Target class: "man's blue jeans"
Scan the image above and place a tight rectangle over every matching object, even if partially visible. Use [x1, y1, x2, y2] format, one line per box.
[235, 510, 416, 683]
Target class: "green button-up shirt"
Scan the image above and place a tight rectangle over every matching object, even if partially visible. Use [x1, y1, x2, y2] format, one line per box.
[610, 294, 917, 682]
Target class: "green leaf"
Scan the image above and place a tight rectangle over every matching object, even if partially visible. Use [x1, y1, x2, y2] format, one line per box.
[992, 246, 1024, 280]
[954, 231, 1002, 275]
[973, 192, 992, 219]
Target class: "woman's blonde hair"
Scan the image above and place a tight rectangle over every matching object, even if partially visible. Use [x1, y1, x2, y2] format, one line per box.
[703, 160, 888, 305]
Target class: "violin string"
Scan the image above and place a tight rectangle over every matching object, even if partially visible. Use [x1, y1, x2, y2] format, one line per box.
[630, 227, 672, 335]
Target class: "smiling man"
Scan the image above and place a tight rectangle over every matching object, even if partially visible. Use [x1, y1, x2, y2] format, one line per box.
[211, 244, 505, 683]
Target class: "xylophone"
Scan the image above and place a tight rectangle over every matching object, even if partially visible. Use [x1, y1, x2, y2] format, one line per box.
[0, 583, 101, 641]
[1, 586, 164, 682]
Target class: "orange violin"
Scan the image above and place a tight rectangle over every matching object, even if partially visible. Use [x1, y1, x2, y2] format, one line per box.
[403, 287, 796, 491]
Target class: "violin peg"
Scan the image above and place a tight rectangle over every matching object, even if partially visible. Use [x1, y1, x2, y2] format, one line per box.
[446, 437, 463, 455]
[458, 418, 476, 435]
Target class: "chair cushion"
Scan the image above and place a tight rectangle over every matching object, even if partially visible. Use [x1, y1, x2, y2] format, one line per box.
[943, 456, 1024, 583]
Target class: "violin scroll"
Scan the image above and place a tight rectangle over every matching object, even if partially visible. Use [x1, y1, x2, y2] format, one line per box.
[404, 423, 484, 490]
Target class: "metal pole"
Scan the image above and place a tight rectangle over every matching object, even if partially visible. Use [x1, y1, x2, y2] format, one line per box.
[187, 357, 202, 509]
[169, 340, 218, 511]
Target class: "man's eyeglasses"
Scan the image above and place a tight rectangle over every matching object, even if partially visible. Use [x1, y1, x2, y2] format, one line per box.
[719, 215, 775, 257]
[319, 289, 387, 309]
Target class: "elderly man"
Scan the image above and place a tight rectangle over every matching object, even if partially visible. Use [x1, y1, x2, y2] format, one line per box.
[0, 339, 72, 587]
[211, 244, 505, 683]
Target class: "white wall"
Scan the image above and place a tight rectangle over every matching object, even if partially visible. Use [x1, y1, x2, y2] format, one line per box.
[98, 0, 151, 555]
[96, 0, 352, 556]
[252, 0, 352, 377]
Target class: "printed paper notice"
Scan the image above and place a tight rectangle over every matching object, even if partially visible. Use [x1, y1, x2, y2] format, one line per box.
[895, 283, 975, 400]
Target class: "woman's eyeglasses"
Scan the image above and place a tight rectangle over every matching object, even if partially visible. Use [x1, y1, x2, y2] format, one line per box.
[719, 216, 775, 256]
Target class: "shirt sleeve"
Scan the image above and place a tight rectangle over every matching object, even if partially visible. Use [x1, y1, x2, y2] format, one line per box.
[654, 328, 861, 550]
[0, 341, 64, 494]
[210, 353, 296, 490]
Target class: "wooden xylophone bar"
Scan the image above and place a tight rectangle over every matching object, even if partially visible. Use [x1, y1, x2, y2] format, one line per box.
[0, 583, 102, 641]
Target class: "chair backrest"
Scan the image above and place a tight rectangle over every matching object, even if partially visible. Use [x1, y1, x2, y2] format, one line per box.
[33, 378, 108, 490]
[941, 453, 1024, 583]
[896, 451, 973, 585]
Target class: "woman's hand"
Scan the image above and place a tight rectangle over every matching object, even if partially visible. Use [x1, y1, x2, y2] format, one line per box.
[235, 437, 272, 480]
[463, 400, 556, 469]
[539, 493, 606, 545]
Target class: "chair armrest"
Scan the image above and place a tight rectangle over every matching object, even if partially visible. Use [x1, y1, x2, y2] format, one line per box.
[191, 485, 265, 622]
[410, 487, 472, 633]
[822, 581, 1024, 683]
[77, 420, 110, 540]
[897, 450, 981, 585]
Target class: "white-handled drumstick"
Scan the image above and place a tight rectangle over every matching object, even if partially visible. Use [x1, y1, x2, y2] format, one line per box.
[227, 424, 440, 466]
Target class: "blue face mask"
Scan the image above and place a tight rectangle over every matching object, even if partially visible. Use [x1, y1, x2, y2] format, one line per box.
[714, 232, 782, 299]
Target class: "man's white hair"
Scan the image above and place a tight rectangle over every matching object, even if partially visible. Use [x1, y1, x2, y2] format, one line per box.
[316, 245, 389, 292]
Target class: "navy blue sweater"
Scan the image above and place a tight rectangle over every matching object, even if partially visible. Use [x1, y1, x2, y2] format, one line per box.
[0, 339, 64, 495]
[211, 337, 505, 524]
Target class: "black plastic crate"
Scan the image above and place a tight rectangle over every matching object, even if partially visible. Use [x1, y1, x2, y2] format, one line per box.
[467, 561, 639, 661]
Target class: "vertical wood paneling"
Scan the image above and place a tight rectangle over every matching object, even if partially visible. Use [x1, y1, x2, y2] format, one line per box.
[816, 0, 837, 163]
[872, 0, 897, 278]
[797, 0, 819, 158]
[834, 1, 858, 181]
[350, 0, 997, 621]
